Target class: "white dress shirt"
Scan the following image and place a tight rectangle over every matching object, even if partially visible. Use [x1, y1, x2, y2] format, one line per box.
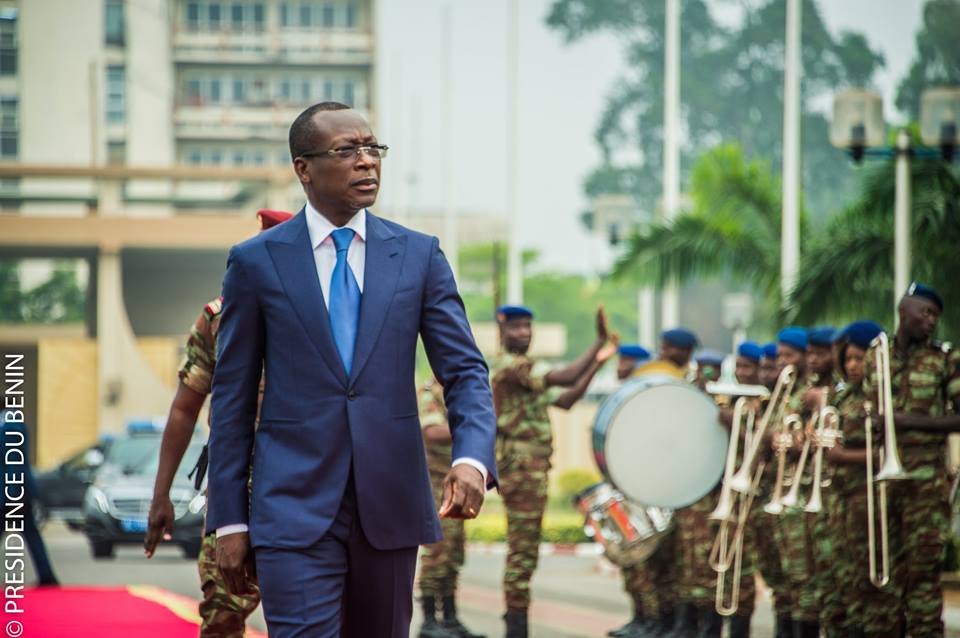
[216, 204, 487, 538]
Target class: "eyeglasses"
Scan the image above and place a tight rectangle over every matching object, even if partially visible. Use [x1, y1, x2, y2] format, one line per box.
[298, 144, 389, 161]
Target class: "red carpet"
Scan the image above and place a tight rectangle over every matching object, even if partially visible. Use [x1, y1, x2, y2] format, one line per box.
[8, 586, 267, 637]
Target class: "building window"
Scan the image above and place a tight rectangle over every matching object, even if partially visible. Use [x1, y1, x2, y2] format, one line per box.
[232, 78, 246, 102]
[230, 2, 244, 29]
[279, 3, 290, 26]
[208, 2, 222, 29]
[186, 1, 200, 28]
[253, 3, 265, 28]
[345, 2, 357, 28]
[0, 10, 17, 76]
[187, 149, 203, 165]
[0, 97, 17, 158]
[299, 2, 311, 27]
[105, 66, 126, 124]
[208, 77, 222, 104]
[342, 80, 354, 106]
[105, 1, 125, 46]
[107, 141, 126, 165]
[322, 3, 335, 27]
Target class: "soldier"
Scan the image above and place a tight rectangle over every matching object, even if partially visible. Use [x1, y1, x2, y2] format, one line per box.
[759, 343, 779, 391]
[694, 350, 724, 390]
[825, 320, 901, 637]
[144, 209, 292, 637]
[606, 344, 656, 638]
[416, 378, 485, 638]
[490, 305, 617, 638]
[864, 283, 960, 638]
[735, 341, 763, 386]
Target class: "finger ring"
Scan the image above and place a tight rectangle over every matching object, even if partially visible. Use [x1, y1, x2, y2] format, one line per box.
[468, 507, 477, 515]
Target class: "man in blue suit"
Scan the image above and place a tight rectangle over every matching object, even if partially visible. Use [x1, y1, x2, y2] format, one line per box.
[206, 102, 497, 637]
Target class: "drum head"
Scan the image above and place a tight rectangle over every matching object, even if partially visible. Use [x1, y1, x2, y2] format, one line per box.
[599, 376, 726, 508]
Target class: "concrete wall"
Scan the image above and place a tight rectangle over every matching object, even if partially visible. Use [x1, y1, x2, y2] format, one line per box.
[36, 338, 98, 469]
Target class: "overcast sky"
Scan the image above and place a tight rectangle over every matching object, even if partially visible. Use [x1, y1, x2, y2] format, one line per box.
[374, 0, 926, 273]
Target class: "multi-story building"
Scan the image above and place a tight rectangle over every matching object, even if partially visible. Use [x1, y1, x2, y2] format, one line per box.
[5, 0, 374, 211]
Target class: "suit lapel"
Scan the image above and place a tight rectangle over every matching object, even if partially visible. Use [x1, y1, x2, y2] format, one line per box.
[349, 212, 403, 384]
[265, 211, 348, 387]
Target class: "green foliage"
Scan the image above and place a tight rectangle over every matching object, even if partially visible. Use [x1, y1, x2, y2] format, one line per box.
[786, 160, 960, 337]
[466, 509, 589, 544]
[555, 468, 602, 503]
[895, 0, 960, 121]
[0, 261, 87, 324]
[546, 0, 884, 221]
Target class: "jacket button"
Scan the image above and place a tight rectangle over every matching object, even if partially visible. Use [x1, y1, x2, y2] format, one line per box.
[347, 390, 358, 400]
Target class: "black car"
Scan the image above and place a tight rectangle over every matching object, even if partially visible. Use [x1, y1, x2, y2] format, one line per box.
[35, 436, 114, 530]
[81, 428, 206, 559]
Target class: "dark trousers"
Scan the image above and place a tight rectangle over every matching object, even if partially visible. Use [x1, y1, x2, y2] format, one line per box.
[254, 478, 418, 638]
[5, 496, 57, 585]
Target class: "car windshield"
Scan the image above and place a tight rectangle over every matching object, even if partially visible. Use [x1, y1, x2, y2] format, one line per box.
[104, 435, 205, 481]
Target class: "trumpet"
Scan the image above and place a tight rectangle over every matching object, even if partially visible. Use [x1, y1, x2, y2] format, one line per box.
[764, 414, 803, 515]
[803, 406, 841, 513]
[866, 332, 908, 587]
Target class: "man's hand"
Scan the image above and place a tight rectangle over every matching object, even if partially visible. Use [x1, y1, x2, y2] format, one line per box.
[216, 532, 258, 595]
[595, 306, 609, 342]
[144, 495, 174, 558]
[439, 464, 485, 520]
[597, 333, 620, 364]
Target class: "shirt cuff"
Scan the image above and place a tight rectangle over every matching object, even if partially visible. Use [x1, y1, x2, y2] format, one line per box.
[452, 457, 488, 485]
[216, 524, 249, 538]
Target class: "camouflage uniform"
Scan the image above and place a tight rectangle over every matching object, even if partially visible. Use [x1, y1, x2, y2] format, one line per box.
[750, 459, 788, 618]
[864, 336, 960, 637]
[772, 376, 819, 623]
[417, 380, 467, 599]
[619, 534, 677, 619]
[831, 381, 901, 637]
[490, 352, 563, 612]
[179, 298, 261, 637]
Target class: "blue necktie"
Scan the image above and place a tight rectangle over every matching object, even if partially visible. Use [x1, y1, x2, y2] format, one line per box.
[328, 228, 361, 375]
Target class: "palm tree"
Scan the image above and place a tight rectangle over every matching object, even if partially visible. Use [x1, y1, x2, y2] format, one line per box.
[785, 159, 960, 336]
[613, 143, 799, 310]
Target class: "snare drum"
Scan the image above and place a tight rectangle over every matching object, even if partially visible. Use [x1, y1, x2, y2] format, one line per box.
[575, 482, 673, 566]
[592, 373, 727, 509]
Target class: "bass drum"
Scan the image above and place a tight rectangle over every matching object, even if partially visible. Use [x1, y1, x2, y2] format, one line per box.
[593, 374, 727, 509]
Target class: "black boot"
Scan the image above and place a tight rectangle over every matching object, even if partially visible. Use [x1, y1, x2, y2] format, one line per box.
[440, 594, 484, 638]
[660, 604, 697, 638]
[792, 621, 819, 638]
[774, 614, 792, 638]
[728, 614, 750, 638]
[419, 596, 455, 638]
[504, 609, 528, 638]
[695, 607, 722, 638]
[609, 608, 644, 637]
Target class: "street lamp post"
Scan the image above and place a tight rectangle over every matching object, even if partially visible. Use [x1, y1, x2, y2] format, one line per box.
[830, 87, 960, 319]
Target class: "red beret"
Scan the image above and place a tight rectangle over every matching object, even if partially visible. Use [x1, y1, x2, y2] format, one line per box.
[257, 209, 293, 231]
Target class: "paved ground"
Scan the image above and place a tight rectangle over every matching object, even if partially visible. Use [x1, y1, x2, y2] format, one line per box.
[22, 522, 960, 637]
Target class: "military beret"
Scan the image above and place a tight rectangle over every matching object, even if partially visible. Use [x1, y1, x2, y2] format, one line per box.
[662, 328, 699, 349]
[777, 326, 808, 351]
[737, 341, 763, 363]
[496, 305, 534, 321]
[762, 342, 778, 360]
[838, 320, 884, 350]
[618, 344, 651, 361]
[257, 209, 294, 230]
[807, 326, 836, 347]
[695, 349, 726, 367]
[905, 281, 944, 311]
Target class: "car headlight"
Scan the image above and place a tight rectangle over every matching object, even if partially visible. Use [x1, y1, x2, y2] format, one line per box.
[188, 493, 206, 515]
[87, 487, 110, 514]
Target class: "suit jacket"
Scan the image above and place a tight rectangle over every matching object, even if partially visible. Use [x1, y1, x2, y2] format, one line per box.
[205, 210, 497, 550]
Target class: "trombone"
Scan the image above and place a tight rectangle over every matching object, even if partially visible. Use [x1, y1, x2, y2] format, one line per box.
[803, 406, 841, 514]
[764, 414, 803, 515]
[865, 332, 908, 587]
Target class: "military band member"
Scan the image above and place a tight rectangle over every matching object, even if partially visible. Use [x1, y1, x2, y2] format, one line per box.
[145, 209, 292, 637]
[694, 350, 724, 390]
[864, 283, 960, 638]
[735, 341, 763, 386]
[759, 342, 780, 391]
[826, 320, 901, 637]
[417, 379, 485, 638]
[490, 305, 617, 638]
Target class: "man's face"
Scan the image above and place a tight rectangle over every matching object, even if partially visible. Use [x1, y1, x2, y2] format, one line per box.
[844, 344, 866, 385]
[898, 296, 940, 343]
[500, 318, 532, 354]
[759, 358, 779, 389]
[292, 110, 381, 216]
[735, 356, 760, 385]
[660, 341, 692, 368]
[777, 344, 806, 375]
[695, 364, 721, 389]
[806, 344, 834, 378]
[617, 356, 636, 381]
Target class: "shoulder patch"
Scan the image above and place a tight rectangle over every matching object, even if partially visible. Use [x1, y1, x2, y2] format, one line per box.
[204, 296, 223, 318]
